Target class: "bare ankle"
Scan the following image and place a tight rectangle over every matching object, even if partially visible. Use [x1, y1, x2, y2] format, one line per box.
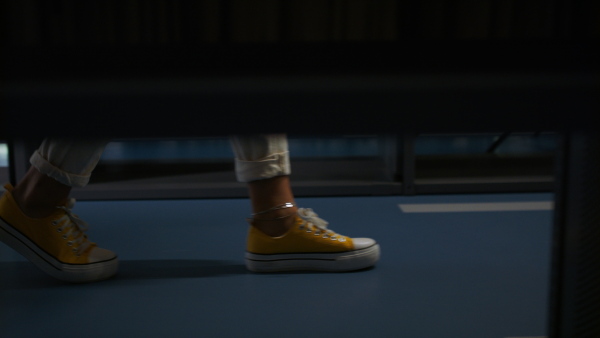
[11, 168, 71, 219]
[11, 189, 61, 219]
[251, 211, 297, 237]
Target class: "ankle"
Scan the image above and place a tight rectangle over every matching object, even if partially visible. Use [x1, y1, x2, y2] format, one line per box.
[11, 168, 71, 219]
[250, 203, 298, 237]
[11, 189, 61, 219]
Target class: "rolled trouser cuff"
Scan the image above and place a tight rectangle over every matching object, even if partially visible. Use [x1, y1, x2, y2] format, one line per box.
[29, 138, 108, 188]
[234, 151, 291, 183]
[30, 150, 93, 187]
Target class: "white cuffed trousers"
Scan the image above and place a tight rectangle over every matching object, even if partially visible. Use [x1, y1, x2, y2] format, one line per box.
[29, 135, 291, 187]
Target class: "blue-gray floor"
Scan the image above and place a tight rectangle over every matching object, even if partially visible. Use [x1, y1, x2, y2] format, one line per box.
[0, 193, 553, 338]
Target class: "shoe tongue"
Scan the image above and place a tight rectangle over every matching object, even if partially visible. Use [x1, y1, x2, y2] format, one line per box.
[297, 209, 328, 229]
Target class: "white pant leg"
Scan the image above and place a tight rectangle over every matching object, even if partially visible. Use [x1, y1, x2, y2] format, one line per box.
[230, 134, 291, 183]
[29, 138, 109, 187]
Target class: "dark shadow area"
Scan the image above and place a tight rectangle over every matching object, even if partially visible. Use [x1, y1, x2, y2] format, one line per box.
[0, 259, 375, 290]
[91, 162, 234, 183]
[0, 261, 72, 289]
[256, 265, 376, 275]
[0, 260, 248, 290]
[416, 154, 555, 178]
[0, 168, 8, 186]
[116, 259, 248, 280]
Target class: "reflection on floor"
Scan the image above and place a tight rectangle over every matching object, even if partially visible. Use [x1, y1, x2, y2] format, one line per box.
[0, 193, 552, 338]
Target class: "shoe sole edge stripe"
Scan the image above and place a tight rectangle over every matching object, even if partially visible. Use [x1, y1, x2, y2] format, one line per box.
[0, 218, 118, 282]
[245, 243, 379, 258]
[245, 244, 380, 272]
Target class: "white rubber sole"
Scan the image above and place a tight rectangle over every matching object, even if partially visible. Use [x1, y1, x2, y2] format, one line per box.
[245, 243, 380, 272]
[0, 217, 118, 283]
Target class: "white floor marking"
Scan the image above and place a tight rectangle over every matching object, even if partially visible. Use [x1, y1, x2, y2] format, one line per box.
[399, 201, 553, 213]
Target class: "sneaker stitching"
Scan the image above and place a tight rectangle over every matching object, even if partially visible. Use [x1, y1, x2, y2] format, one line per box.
[1, 218, 112, 268]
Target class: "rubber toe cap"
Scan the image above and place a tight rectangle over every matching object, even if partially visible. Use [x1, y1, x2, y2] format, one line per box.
[352, 237, 376, 250]
[87, 247, 118, 263]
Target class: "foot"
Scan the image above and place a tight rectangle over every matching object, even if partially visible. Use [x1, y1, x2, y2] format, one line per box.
[245, 208, 380, 272]
[0, 184, 118, 283]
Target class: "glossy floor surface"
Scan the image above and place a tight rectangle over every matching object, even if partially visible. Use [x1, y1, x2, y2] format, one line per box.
[1, 193, 553, 338]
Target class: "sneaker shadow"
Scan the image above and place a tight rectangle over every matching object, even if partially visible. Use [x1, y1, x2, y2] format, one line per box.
[0, 260, 248, 289]
[0, 261, 375, 289]
[116, 259, 248, 281]
[256, 266, 377, 275]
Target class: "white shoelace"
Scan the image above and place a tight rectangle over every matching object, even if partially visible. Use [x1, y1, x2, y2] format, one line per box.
[297, 208, 346, 241]
[53, 199, 92, 256]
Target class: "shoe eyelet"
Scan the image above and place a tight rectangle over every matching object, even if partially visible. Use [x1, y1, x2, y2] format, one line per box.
[62, 235, 68, 240]
[338, 237, 346, 242]
[323, 235, 329, 239]
[67, 241, 73, 246]
[51, 221, 58, 226]
[306, 229, 312, 233]
[330, 237, 338, 240]
[56, 228, 62, 233]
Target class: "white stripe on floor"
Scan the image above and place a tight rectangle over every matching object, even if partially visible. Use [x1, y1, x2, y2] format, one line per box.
[399, 201, 553, 213]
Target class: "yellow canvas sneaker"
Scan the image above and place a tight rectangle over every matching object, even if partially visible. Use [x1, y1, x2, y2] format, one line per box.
[246, 208, 380, 272]
[0, 184, 118, 282]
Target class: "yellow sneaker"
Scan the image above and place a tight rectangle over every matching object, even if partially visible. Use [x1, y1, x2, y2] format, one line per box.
[245, 208, 380, 272]
[0, 184, 118, 282]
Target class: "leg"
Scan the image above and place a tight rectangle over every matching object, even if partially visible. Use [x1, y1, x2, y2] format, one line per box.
[11, 138, 106, 218]
[230, 134, 380, 272]
[11, 166, 72, 219]
[247, 175, 297, 236]
[0, 138, 118, 282]
[231, 134, 296, 236]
